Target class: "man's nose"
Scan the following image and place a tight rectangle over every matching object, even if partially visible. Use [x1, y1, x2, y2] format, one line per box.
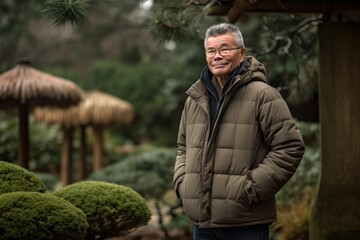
[213, 50, 223, 58]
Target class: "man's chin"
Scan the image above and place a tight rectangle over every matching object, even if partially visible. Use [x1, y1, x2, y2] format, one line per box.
[211, 69, 228, 76]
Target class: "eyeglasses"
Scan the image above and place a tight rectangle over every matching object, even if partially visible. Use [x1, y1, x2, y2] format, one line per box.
[205, 47, 242, 57]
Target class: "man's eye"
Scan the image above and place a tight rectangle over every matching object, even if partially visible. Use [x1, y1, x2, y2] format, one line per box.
[207, 50, 215, 54]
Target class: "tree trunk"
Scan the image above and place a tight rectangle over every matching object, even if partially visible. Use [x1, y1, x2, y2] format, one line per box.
[310, 22, 360, 239]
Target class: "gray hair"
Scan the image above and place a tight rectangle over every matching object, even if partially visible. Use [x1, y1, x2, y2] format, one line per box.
[204, 23, 245, 48]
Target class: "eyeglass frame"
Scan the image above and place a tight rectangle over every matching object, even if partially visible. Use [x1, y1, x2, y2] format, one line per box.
[205, 46, 242, 57]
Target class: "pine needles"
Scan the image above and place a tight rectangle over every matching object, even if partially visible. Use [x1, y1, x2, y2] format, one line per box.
[42, 0, 92, 27]
[148, 1, 205, 44]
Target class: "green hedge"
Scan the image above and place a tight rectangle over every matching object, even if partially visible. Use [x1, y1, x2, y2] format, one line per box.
[53, 181, 151, 240]
[0, 161, 47, 194]
[0, 192, 88, 240]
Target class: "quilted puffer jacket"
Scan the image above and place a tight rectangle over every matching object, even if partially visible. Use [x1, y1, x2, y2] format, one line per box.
[174, 56, 305, 228]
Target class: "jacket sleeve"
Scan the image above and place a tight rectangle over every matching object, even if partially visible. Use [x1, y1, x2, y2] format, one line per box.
[248, 86, 305, 203]
[173, 108, 187, 199]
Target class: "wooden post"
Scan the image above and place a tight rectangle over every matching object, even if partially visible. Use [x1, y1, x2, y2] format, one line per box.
[78, 125, 87, 180]
[60, 127, 74, 186]
[18, 102, 29, 169]
[310, 23, 360, 239]
[92, 124, 104, 172]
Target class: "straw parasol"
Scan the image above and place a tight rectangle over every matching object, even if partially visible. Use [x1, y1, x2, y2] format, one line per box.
[35, 90, 134, 127]
[34, 90, 134, 185]
[0, 61, 83, 169]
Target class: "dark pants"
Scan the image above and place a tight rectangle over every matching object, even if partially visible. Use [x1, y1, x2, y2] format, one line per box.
[193, 224, 270, 240]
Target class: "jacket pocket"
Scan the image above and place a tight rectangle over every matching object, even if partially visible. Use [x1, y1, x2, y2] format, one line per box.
[227, 175, 251, 207]
[216, 176, 253, 222]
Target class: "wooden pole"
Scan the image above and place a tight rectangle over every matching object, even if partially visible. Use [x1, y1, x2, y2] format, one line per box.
[92, 124, 104, 172]
[78, 125, 87, 180]
[60, 127, 74, 186]
[310, 22, 360, 239]
[18, 102, 29, 169]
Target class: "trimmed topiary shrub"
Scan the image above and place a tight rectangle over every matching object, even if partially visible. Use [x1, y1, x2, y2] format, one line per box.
[0, 161, 47, 194]
[53, 181, 151, 240]
[0, 191, 88, 240]
[88, 148, 182, 238]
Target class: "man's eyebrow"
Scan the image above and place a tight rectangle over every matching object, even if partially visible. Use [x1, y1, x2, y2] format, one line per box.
[206, 44, 231, 49]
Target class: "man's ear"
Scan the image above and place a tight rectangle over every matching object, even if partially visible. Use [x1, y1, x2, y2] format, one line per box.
[240, 48, 247, 62]
[241, 47, 247, 56]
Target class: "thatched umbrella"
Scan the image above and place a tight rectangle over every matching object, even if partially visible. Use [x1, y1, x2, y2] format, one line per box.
[34, 90, 134, 185]
[0, 61, 83, 169]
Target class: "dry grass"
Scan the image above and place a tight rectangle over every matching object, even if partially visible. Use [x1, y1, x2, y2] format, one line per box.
[272, 188, 314, 240]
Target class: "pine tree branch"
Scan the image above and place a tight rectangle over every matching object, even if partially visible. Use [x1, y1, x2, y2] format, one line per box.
[42, 0, 93, 27]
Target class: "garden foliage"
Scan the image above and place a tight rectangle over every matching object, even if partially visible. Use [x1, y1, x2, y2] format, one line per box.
[53, 181, 151, 240]
[0, 161, 47, 194]
[0, 191, 88, 240]
[88, 147, 176, 199]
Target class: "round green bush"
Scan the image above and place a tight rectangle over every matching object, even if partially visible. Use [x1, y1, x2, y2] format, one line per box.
[53, 181, 151, 240]
[0, 161, 47, 194]
[0, 192, 88, 240]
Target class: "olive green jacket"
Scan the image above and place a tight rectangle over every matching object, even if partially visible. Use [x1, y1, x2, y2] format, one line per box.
[174, 56, 305, 228]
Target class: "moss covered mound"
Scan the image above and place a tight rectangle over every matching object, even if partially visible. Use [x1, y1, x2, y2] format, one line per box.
[0, 191, 88, 240]
[0, 161, 47, 194]
[53, 181, 151, 239]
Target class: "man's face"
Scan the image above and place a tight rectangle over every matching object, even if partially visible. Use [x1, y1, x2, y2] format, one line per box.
[205, 33, 246, 79]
